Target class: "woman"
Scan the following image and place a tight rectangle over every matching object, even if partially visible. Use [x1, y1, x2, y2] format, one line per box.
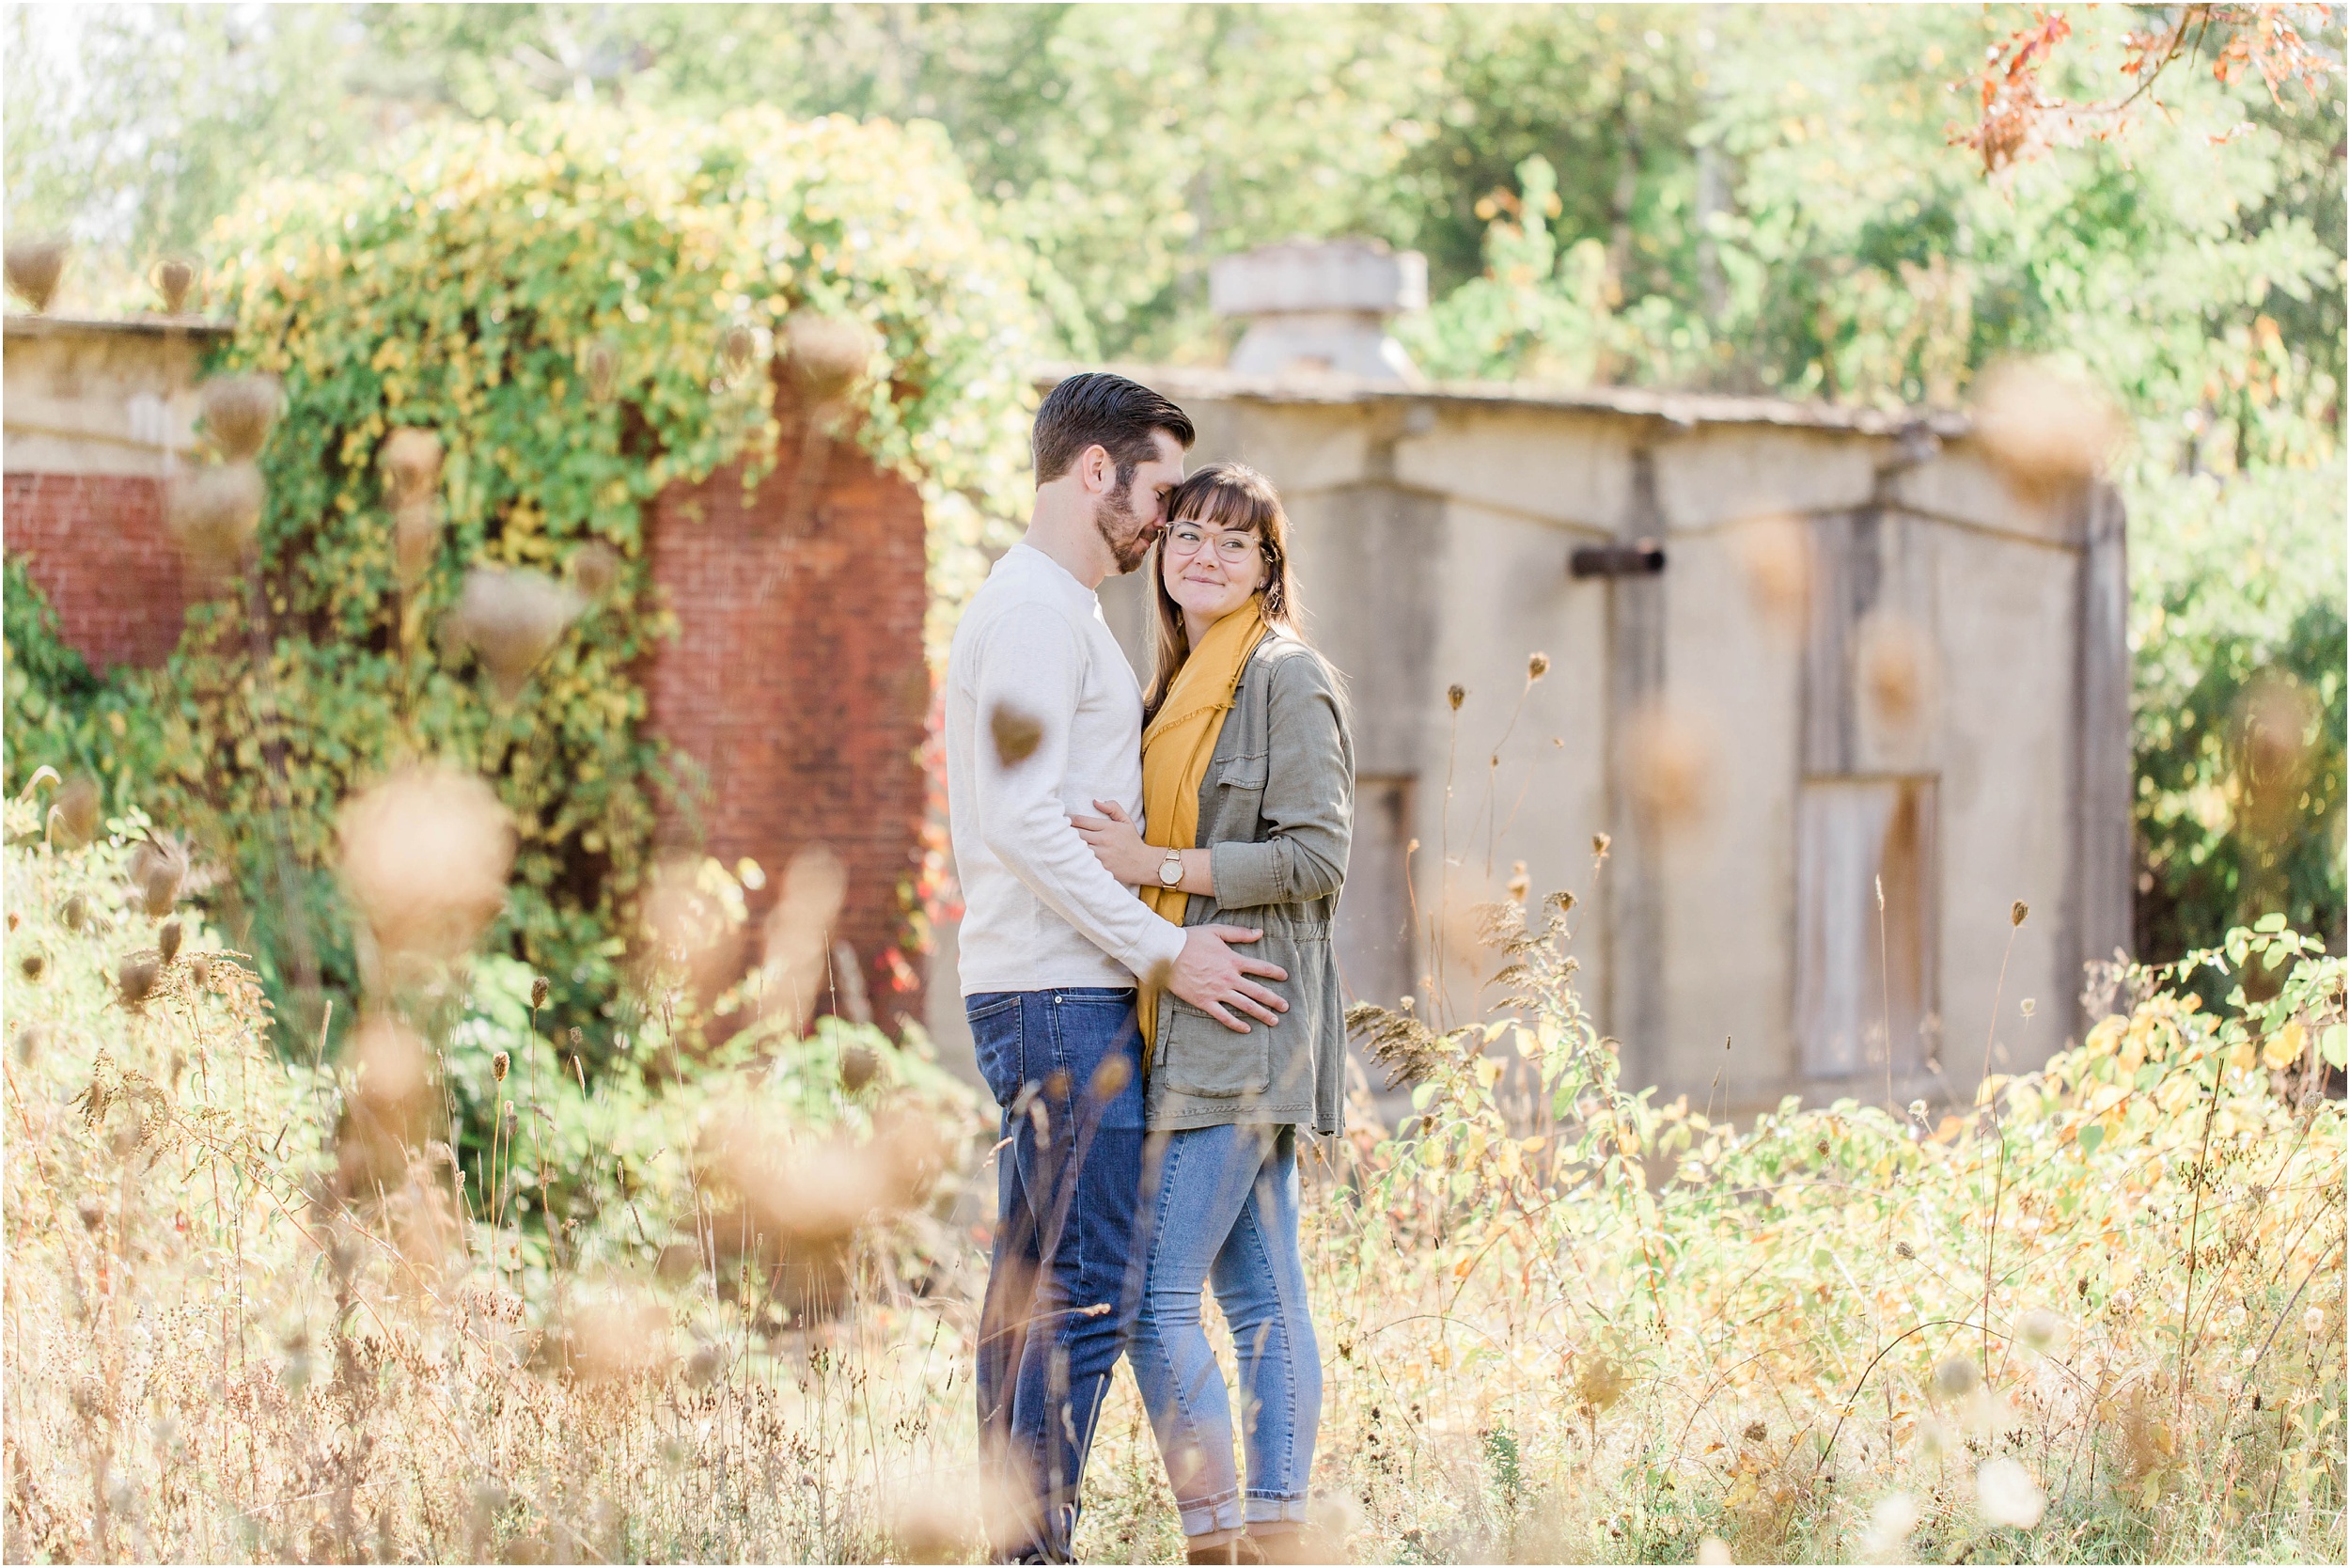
[1072, 462, 1352, 1566]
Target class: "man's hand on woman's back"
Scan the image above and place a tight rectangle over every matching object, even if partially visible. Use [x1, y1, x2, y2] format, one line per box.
[1165, 925, 1289, 1032]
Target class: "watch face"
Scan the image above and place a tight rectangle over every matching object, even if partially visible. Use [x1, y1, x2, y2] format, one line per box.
[1160, 858, 1183, 886]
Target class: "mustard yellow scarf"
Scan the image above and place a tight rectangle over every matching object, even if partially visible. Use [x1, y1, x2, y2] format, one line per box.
[1136, 601, 1268, 1048]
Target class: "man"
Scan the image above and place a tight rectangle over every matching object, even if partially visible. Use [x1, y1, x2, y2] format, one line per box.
[947, 372, 1291, 1562]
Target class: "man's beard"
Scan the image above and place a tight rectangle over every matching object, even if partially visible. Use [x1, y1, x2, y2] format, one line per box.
[1091, 471, 1157, 574]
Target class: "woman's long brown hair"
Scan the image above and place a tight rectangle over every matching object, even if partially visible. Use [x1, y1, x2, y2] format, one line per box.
[1144, 462, 1309, 721]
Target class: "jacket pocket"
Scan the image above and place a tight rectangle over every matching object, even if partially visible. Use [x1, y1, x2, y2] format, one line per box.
[1157, 1000, 1272, 1098]
[1215, 750, 1268, 790]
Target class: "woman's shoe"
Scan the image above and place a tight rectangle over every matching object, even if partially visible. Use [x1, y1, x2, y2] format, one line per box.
[1185, 1540, 1241, 1565]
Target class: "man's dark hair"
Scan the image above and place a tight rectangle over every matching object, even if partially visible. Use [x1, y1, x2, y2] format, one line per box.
[1031, 371, 1195, 487]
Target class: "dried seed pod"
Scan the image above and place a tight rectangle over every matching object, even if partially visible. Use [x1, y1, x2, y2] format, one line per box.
[12, 1025, 42, 1065]
[158, 920, 183, 965]
[530, 975, 549, 1009]
[168, 461, 266, 565]
[568, 541, 621, 600]
[187, 952, 212, 989]
[77, 1193, 105, 1231]
[54, 776, 102, 847]
[493, 1050, 510, 1083]
[840, 1043, 879, 1093]
[130, 834, 188, 915]
[118, 952, 161, 1009]
[395, 501, 443, 588]
[340, 766, 515, 968]
[1624, 705, 1713, 838]
[446, 568, 585, 703]
[5, 236, 67, 312]
[20, 951, 45, 981]
[583, 337, 619, 404]
[783, 310, 876, 401]
[198, 374, 281, 461]
[717, 319, 760, 381]
[1970, 357, 2120, 505]
[2011, 900, 2029, 928]
[382, 428, 445, 509]
[59, 892, 88, 932]
[988, 704, 1042, 767]
[1527, 651, 1551, 681]
[153, 256, 199, 315]
[1447, 683, 1466, 712]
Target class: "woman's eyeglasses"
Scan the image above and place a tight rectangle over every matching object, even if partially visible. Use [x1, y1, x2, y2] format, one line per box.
[1164, 523, 1265, 564]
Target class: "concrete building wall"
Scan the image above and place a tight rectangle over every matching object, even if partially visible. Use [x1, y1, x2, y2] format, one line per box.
[1089, 368, 2129, 1116]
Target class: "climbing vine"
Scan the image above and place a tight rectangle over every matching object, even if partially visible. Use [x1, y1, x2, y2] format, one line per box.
[90, 106, 1038, 1050]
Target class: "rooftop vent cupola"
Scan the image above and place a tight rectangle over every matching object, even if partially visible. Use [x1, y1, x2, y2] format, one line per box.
[1211, 239, 1427, 383]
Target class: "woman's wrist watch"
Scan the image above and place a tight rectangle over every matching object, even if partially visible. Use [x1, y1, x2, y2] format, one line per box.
[1157, 848, 1184, 886]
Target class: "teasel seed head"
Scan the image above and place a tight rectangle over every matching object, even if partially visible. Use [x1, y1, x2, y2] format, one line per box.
[188, 952, 212, 989]
[531, 975, 550, 1009]
[1527, 651, 1550, 681]
[20, 951, 45, 981]
[2011, 901, 2029, 928]
[1447, 683, 1465, 712]
[158, 920, 183, 965]
[168, 461, 265, 566]
[6, 237, 67, 312]
[60, 893, 88, 932]
[783, 310, 877, 401]
[77, 1193, 105, 1231]
[382, 428, 445, 510]
[493, 1050, 510, 1083]
[840, 1043, 879, 1093]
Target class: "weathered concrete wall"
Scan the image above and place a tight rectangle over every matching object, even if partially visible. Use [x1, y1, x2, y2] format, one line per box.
[1090, 368, 2128, 1116]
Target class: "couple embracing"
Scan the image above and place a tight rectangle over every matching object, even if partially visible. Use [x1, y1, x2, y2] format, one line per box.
[946, 372, 1354, 1564]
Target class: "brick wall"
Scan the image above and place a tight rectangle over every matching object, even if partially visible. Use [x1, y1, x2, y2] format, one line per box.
[642, 379, 932, 1027]
[6, 472, 186, 668]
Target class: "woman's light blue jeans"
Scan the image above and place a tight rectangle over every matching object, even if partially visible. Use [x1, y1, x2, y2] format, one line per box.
[1128, 1122, 1321, 1542]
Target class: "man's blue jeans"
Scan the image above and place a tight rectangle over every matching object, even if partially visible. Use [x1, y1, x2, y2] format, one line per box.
[1127, 1122, 1320, 1543]
[967, 988, 1149, 1564]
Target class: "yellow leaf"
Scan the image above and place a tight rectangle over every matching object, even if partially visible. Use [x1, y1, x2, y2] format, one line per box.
[2263, 1022, 2307, 1072]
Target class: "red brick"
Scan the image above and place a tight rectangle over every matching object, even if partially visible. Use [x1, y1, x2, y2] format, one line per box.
[6, 472, 187, 668]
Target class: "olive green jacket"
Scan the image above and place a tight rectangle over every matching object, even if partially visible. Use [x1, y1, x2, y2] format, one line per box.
[1145, 633, 1354, 1135]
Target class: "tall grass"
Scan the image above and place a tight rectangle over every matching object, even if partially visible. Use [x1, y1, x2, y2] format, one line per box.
[5, 792, 2342, 1562]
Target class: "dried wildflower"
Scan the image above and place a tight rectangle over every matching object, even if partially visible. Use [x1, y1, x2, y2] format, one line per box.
[60, 891, 89, 931]
[718, 319, 760, 380]
[1859, 1493, 1919, 1563]
[2011, 900, 2029, 928]
[1737, 513, 1814, 635]
[493, 1051, 510, 1083]
[339, 764, 516, 968]
[76, 1193, 105, 1231]
[130, 833, 187, 915]
[381, 428, 445, 508]
[1973, 1456, 2044, 1529]
[118, 952, 161, 1009]
[167, 461, 265, 564]
[6, 236, 68, 311]
[1088, 1052, 1130, 1099]
[54, 776, 102, 848]
[1447, 682, 1466, 712]
[152, 255, 198, 314]
[569, 541, 621, 600]
[530, 975, 549, 1009]
[157, 920, 182, 965]
[196, 377, 279, 466]
[1931, 1355, 1981, 1403]
[19, 951, 44, 981]
[762, 845, 848, 1033]
[1344, 1000, 1454, 1089]
[583, 336, 620, 403]
[784, 310, 877, 400]
[1742, 1419, 1766, 1443]
[556, 1292, 673, 1385]
[840, 1042, 880, 1092]
[12, 1025, 42, 1065]
[1970, 357, 2119, 505]
[1894, 1239, 1916, 1260]
[2017, 1308, 2064, 1352]
[1572, 1343, 1629, 1411]
[187, 952, 212, 989]
[337, 1015, 433, 1198]
[684, 1341, 726, 1388]
[1856, 613, 1935, 731]
[989, 703, 1044, 767]
[1590, 832, 1611, 863]
[1625, 705, 1711, 836]
[1505, 860, 1530, 903]
[446, 567, 584, 702]
[1526, 651, 1550, 681]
